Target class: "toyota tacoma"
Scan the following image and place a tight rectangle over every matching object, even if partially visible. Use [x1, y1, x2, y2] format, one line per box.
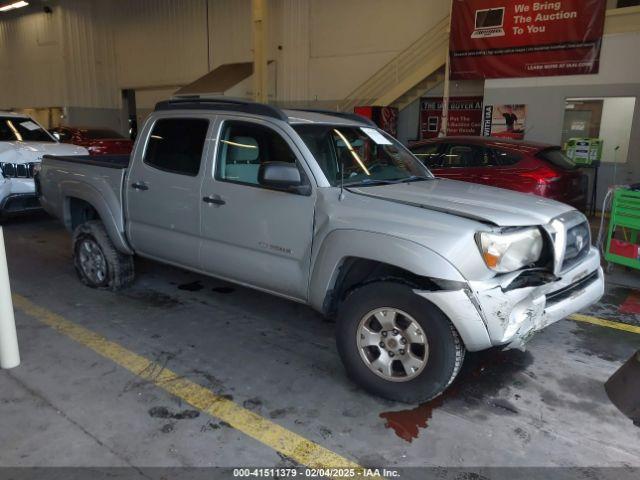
[36, 98, 604, 403]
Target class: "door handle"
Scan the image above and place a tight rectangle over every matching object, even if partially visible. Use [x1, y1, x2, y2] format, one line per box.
[131, 182, 149, 191]
[202, 195, 226, 206]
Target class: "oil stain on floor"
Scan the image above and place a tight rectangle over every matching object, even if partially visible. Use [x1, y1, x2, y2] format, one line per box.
[178, 281, 204, 292]
[379, 348, 532, 442]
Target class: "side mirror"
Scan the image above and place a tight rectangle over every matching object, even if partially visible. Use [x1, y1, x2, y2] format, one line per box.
[52, 132, 61, 141]
[258, 162, 310, 195]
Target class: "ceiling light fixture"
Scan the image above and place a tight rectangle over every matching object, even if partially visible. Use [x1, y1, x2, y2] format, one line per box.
[0, 1, 29, 12]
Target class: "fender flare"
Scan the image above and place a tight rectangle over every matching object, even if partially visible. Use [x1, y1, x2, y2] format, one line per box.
[308, 229, 465, 313]
[61, 181, 133, 255]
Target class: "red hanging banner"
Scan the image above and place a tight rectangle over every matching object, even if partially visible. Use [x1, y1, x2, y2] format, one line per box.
[449, 0, 607, 80]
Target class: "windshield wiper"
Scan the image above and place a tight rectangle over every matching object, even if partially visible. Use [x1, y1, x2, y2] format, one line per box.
[344, 179, 398, 187]
[344, 176, 432, 187]
[395, 175, 432, 183]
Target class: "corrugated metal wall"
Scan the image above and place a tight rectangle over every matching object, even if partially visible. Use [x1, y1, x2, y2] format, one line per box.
[208, 0, 252, 69]
[0, 7, 65, 108]
[277, 0, 309, 102]
[0, 0, 451, 110]
[0, 0, 213, 110]
[59, 0, 119, 108]
[113, 0, 209, 89]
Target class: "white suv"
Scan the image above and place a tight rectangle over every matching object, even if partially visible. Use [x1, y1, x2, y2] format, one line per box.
[0, 112, 87, 218]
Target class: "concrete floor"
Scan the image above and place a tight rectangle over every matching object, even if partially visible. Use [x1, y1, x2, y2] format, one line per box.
[1, 214, 639, 472]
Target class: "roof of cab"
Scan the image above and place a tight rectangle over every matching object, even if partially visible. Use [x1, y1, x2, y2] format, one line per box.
[283, 109, 368, 126]
[0, 111, 29, 118]
[154, 97, 374, 127]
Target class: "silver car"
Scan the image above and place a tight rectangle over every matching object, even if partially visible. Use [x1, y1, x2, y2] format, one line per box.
[37, 98, 604, 403]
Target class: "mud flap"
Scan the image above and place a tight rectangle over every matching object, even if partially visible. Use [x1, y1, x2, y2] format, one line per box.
[605, 350, 640, 426]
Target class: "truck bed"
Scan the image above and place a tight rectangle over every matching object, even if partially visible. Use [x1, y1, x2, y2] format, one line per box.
[38, 154, 129, 240]
[41, 154, 130, 169]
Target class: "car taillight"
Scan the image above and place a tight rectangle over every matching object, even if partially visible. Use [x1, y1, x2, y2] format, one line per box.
[521, 167, 561, 184]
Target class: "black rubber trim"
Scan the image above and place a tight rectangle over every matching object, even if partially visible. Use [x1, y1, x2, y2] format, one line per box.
[546, 270, 599, 305]
[288, 108, 377, 127]
[155, 98, 289, 122]
[42, 154, 130, 169]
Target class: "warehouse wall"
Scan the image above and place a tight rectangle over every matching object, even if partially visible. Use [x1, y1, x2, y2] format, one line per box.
[0, 6, 65, 108]
[307, 0, 449, 103]
[484, 32, 640, 204]
[113, 0, 209, 90]
[2, 0, 634, 153]
[0, 0, 451, 115]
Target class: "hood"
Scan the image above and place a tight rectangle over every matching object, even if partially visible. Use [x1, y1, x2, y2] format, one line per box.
[348, 178, 574, 227]
[0, 141, 88, 163]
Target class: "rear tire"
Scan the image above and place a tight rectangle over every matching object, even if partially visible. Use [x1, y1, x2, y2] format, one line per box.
[336, 281, 465, 403]
[72, 220, 134, 291]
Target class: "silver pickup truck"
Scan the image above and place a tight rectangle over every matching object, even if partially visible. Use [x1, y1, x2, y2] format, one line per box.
[37, 98, 604, 403]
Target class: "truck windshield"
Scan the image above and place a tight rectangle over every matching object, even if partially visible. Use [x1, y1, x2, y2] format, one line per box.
[0, 117, 55, 143]
[293, 124, 432, 186]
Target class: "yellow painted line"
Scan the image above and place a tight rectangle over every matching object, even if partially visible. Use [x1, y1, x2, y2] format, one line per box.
[569, 313, 640, 335]
[12, 293, 363, 472]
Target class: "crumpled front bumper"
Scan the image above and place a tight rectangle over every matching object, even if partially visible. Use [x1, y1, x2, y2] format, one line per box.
[415, 247, 604, 351]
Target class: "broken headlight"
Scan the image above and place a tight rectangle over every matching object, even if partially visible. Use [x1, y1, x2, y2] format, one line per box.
[477, 227, 543, 273]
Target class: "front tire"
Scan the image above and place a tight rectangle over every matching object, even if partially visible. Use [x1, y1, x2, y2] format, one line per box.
[336, 281, 465, 403]
[72, 220, 134, 291]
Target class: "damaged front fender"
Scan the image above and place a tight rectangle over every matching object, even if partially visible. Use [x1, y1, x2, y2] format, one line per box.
[416, 247, 605, 352]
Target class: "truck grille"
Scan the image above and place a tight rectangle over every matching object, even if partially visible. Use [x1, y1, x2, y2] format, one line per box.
[547, 211, 591, 273]
[546, 270, 599, 306]
[0, 162, 38, 178]
[562, 220, 591, 271]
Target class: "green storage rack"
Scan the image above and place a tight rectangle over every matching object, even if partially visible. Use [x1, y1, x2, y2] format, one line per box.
[604, 188, 640, 272]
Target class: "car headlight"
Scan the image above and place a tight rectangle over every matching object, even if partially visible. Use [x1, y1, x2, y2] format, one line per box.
[476, 227, 543, 273]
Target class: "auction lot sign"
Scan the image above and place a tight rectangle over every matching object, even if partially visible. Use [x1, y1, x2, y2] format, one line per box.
[450, 0, 607, 79]
[420, 97, 484, 139]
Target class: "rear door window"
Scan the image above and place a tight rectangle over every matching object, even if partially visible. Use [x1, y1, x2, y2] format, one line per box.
[411, 143, 443, 167]
[492, 149, 522, 166]
[144, 118, 209, 176]
[442, 144, 489, 168]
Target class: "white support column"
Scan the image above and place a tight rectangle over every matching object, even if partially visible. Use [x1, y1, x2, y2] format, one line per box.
[440, 1, 454, 137]
[0, 227, 19, 369]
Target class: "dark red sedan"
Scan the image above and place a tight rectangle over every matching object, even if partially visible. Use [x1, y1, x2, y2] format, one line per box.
[50, 126, 133, 156]
[409, 136, 587, 210]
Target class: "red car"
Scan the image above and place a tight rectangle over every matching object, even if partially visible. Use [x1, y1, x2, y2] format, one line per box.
[51, 127, 133, 156]
[409, 136, 587, 210]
